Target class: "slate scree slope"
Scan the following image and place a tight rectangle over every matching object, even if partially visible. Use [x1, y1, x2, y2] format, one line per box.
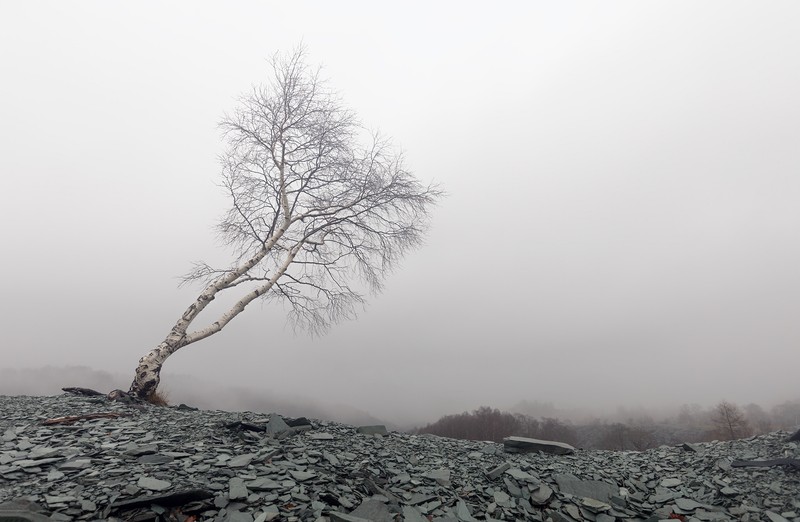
[1, 394, 798, 521]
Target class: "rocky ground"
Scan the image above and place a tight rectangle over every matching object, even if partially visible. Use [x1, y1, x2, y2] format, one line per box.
[0, 394, 798, 522]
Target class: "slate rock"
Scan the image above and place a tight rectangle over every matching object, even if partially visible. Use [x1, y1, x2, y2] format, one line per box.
[505, 467, 537, 482]
[2, 394, 798, 522]
[423, 468, 451, 486]
[264, 414, 291, 435]
[356, 425, 389, 436]
[229, 477, 249, 500]
[137, 476, 171, 491]
[486, 462, 510, 480]
[137, 454, 174, 465]
[402, 505, 429, 522]
[227, 453, 256, 468]
[553, 473, 618, 502]
[531, 485, 553, 505]
[348, 498, 394, 522]
[0, 500, 51, 522]
[286, 417, 312, 428]
[503, 436, 576, 455]
[660, 477, 682, 488]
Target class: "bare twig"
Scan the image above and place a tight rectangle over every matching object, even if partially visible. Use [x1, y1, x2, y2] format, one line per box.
[42, 412, 128, 425]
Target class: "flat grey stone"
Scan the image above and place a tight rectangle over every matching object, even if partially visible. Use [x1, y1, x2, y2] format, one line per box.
[125, 443, 159, 456]
[349, 499, 393, 522]
[720, 486, 739, 496]
[289, 470, 317, 481]
[423, 468, 451, 486]
[505, 467, 536, 482]
[502, 436, 575, 455]
[402, 505, 428, 522]
[224, 511, 254, 522]
[227, 453, 256, 468]
[674, 498, 704, 511]
[660, 477, 682, 487]
[245, 477, 283, 491]
[486, 462, 510, 480]
[137, 476, 171, 491]
[553, 473, 618, 502]
[531, 485, 553, 505]
[137, 454, 174, 465]
[59, 458, 91, 469]
[264, 413, 291, 434]
[356, 425, 389, 436]
[229, 477, 248, 500]
[455, 499, 476, 522]
[493, 491, 511, 507]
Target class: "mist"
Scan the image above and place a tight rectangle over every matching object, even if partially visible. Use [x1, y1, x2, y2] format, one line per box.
[1, 2, 799, 429]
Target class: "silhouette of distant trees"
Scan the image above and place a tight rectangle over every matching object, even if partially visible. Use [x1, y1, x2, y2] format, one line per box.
[711, 401, 751, 440]
[414, 398, 800, 450]
[413, 406, 577, 445]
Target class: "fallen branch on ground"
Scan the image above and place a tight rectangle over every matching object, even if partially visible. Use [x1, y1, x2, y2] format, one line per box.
[42, 412, 128, 425]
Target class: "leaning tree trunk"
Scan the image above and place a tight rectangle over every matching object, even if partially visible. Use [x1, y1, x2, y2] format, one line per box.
[128, 235, 296, 399]
[129, 335, 188, 399]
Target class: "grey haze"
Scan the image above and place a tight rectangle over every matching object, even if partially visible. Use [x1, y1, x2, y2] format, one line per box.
[1, 2, 799, 427]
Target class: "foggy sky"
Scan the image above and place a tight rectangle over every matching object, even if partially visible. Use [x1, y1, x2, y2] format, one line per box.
[1, 2, 799, 427]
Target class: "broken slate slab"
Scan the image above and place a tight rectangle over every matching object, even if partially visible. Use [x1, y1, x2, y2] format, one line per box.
[553, 473, 618, 503]
[0, 500, 52, 522]
[423, 468, 451, 486]
[264, 414, 291, 435]
[502, 436, 575, 455]
[137, 476, 171, 492]
[486, 462, 510, 480]
[356, 425, 389, 436]
[227, 453, 256, 468]
[348, 499, 394, 522]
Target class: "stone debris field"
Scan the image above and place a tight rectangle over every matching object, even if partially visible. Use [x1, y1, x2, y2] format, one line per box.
[1, 394, 798, 522]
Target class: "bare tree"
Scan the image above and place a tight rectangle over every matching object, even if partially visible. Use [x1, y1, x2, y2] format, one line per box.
[711, 401, 750, 440]
[128, 49, 441, 400]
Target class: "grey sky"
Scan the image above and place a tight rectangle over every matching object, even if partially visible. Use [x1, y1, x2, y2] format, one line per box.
[2, 2, 799, 426]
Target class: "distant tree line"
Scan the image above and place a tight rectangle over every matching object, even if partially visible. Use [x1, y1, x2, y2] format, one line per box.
[413, 406, 578, 445]
[412, 399, 800, 450]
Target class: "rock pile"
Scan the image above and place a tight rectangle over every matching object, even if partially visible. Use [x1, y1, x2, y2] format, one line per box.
[1, 394, 798, 522]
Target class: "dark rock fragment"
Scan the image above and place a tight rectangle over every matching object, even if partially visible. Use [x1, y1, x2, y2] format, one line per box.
[286, 416, 312, 427]
[264, 414, 292, 435]
[348, 499, 395, 522]
[356, 425, 389, 436]
[108, 489, 213, 511]
[61, 387, 104, 397]
[0, 500, 52, 522]
[553, 473, 618, 503]
[503, 436, 575, 455]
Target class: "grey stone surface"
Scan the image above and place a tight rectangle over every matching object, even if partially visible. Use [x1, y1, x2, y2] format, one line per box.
[263, 413, 291, 435]
[348, 498, 394, 522]
[1, 394, 799, 522]
[137, 476, 171, 491]
[553, 473, 618, 502]
[486, 461, 510, 479]
[356, 425, 389, 436]
[503, 435, 576, 455]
